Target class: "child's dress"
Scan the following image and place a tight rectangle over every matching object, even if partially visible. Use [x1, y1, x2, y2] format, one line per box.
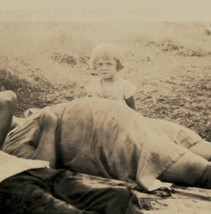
[86, 77, 136, 104]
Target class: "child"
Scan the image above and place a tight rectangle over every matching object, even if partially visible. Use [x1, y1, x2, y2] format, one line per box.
[86, 44, 136, 110]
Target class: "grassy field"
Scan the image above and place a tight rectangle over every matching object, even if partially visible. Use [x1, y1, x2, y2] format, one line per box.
[0, 20, 210, 141]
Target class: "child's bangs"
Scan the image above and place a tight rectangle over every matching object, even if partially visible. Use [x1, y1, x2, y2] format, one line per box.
[90, 44, 125, 69]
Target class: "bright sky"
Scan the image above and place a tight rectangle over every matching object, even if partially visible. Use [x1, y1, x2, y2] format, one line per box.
[0, 0, 211, 21]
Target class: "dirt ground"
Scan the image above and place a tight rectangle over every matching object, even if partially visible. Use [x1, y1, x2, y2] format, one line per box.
[0, 20, 211, 213]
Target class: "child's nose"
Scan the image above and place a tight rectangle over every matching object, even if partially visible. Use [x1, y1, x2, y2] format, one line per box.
[101, 64, 107, 69]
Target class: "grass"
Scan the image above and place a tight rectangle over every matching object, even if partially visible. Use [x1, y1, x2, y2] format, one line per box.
[0, 20, 210, 141]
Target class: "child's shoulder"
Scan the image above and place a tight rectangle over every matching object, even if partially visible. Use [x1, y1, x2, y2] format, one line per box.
[119, 77, 129, 83]
[118, 77, 136, 96]
[118, 77, 135, 87]
[87, 77, 101, 87]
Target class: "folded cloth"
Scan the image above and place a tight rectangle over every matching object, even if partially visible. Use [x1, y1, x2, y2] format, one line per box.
[0, 151, 49, 182]
[2, 97, 204, 191]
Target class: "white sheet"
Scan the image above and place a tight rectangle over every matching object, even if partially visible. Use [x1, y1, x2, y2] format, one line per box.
[0, 151, 49, 182]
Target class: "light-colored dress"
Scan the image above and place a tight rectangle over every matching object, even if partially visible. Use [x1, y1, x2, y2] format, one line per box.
[86, 77, 136, 103]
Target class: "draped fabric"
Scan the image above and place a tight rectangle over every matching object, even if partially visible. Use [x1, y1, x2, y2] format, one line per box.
[2, 97, 204, 190]
[0, 151, 49, 182]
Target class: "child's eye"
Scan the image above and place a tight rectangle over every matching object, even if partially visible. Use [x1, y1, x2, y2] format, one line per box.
[98, 63, 103, 66]
[106, 63, 112, 66]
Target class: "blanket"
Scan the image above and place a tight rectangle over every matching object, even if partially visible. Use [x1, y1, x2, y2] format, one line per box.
[2, 97, 204, 190]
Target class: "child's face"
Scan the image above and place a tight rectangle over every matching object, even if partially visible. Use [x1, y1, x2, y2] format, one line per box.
[95, 57, 117, 80]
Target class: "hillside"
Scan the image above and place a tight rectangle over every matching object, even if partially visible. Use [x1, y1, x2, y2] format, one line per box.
[0, 20, 211, 213]
[0, 21, 210, 141]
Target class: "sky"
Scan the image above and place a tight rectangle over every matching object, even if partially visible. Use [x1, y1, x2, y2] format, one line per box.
[0, 0, 211, 21]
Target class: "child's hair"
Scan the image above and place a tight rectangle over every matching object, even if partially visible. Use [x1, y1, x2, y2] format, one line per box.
[90, 44, 125, 71]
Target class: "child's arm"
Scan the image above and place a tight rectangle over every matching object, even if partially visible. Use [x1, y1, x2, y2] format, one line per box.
[125, 96, 136, 110]
[124, 80, 136, 110]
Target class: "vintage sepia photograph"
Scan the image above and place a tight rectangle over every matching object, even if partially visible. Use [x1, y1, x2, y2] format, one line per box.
[0, 0, 211, 213]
